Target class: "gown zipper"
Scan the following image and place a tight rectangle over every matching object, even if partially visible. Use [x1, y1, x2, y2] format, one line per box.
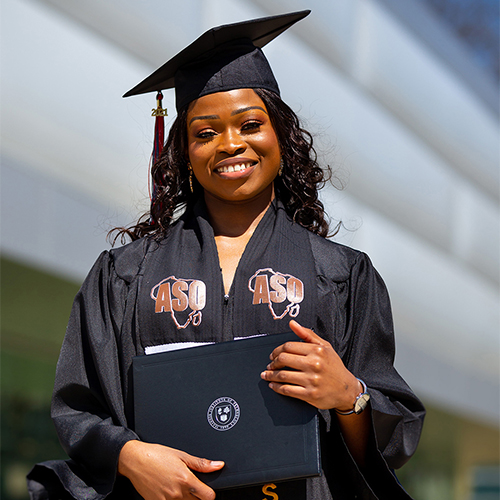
[222, 293, 233, 341]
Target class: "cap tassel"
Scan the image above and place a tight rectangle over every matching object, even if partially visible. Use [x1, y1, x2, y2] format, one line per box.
[150, 92, 167, 221]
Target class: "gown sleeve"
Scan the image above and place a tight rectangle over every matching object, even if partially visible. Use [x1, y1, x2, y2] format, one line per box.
[343, 252, 425, 469]
[311, 234, 425, 499]
[27, 250, 141, 500]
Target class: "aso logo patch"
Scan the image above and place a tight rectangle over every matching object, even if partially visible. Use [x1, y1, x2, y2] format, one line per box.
[151, 276, 206, 329]
[248, 268, 304, 320]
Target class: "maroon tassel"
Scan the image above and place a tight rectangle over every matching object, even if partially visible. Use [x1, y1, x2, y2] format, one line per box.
[150, 91, 167, 222]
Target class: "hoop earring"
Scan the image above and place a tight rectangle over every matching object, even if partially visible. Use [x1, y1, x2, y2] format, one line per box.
[278, 157, 284, 176]
[188, 162, 193, 193]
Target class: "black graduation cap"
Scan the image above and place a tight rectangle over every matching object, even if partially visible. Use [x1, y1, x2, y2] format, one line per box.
[123, 10, 310, 111]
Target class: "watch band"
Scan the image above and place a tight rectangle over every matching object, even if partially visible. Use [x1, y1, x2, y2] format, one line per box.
[334, 378, 370, 415]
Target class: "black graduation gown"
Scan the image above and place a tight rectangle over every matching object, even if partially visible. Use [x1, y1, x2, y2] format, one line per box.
[27, 202, 425, 500]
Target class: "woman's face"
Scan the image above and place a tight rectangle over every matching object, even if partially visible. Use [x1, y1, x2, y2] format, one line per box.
[186, 89, 281, 205]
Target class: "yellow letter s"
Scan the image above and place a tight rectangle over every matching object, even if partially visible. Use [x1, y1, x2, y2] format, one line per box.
[262, 482, 279, 500]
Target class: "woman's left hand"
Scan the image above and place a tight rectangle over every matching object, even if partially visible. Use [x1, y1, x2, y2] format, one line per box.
[261, 320, 361, 411]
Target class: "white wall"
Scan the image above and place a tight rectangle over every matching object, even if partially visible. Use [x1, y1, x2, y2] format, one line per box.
[1, 0, 498, 424]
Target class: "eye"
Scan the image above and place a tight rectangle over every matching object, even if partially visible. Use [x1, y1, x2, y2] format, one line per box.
[241, 120, 262, 132]
[196, 129, 216, 140]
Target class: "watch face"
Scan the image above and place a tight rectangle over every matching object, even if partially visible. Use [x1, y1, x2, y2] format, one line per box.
[354, 394, 370, 414]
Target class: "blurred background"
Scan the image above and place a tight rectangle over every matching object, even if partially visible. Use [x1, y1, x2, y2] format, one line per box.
[1, 0, 498, 499]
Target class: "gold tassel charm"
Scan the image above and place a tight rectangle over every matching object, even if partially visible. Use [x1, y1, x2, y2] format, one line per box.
[151, 94, 168, 118]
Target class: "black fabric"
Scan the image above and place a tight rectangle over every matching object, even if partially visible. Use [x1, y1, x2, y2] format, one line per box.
[27, 202, 425, 500]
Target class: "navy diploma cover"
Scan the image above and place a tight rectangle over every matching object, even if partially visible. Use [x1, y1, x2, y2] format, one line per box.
[133, 332, 321, 489]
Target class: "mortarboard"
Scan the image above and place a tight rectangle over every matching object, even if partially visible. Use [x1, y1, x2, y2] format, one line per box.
[123, 10, 310, 111]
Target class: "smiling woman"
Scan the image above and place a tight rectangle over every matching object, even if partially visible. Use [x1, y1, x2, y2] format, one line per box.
[27, 10, 425, 500]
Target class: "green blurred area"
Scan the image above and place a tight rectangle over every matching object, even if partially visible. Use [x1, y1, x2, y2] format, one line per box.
[1, 256, 79, 499]
[398, 405, 458, 499]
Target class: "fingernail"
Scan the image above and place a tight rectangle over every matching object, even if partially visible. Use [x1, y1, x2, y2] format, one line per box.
[211, 461, 224, 467]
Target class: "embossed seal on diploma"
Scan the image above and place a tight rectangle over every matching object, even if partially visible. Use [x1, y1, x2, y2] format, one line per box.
[207, 397, 240, 431]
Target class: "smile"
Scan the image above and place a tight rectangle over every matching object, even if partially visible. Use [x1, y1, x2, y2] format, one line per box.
[215, 162, 255, 174]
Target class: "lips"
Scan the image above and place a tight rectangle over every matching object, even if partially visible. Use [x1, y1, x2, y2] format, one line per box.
[215, 161, 255, 174]
[214, 157, 258, 177]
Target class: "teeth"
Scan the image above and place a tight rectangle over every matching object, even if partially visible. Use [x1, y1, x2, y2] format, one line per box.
[218, 163, 252, 173]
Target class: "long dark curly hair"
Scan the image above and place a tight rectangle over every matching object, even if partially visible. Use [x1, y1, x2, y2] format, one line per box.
[112, 88, 333, 243]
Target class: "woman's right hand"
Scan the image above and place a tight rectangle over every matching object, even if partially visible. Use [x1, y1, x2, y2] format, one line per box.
[118, 440, 224, 500]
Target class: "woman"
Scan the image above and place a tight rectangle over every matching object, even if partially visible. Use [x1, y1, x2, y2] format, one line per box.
[28, 10, 425, 500]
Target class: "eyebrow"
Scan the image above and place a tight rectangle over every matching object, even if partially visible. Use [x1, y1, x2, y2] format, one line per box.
[188, 106, 268, 125]
[189, 114, 219, 125]
[231, 106, 268, 116]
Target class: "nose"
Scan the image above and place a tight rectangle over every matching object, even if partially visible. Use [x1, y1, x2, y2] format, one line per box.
[218, 127, 246, 156]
